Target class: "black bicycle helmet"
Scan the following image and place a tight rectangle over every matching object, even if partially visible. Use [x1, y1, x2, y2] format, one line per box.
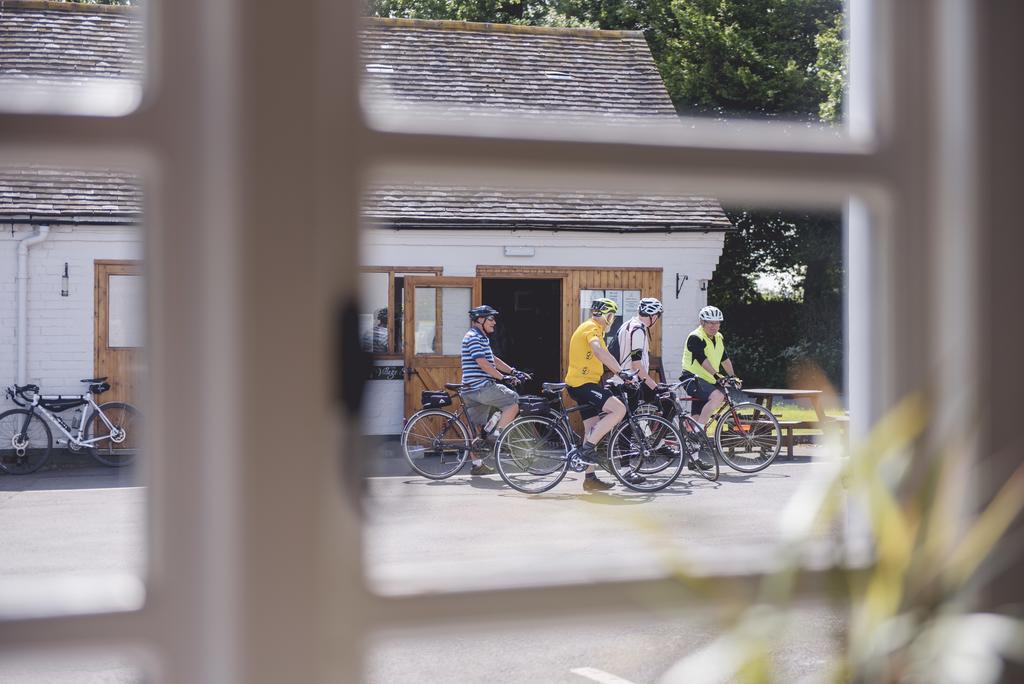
[469, 305, 500, 320]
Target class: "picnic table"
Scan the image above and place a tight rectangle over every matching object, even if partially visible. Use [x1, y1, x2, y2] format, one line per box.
[742, 388, 846, 458]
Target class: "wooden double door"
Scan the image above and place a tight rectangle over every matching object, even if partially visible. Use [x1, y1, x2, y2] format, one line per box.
[401, 267, 663, 419]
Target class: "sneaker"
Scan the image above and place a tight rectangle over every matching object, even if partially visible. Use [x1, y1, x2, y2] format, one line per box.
[687, 456, 713, 471]
[583, 475, 614, 491]
[571, 443, 600, 466]
[623, 471, 647, 485]
[470, 463, 495, 476]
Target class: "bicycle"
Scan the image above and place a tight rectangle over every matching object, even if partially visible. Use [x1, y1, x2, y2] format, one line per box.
[400, 375, 527, 480]
[651, 376, 782, 473]
[1, 379, 142, 475]
[494, 371, 687, 494]
[631, 386, 720, 483]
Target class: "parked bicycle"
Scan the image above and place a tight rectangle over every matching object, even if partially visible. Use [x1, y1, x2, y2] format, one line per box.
[649, 376, 782, 473]
[1, 379, 142, 475]
[494, 371, 688, 494]
[400, 376, 528, 480]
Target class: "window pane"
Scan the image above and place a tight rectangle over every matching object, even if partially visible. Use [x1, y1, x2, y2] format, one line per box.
[361, 6, 852, 134]
[360, 175, 853, 595]
[413, 286, 437, 354]
[361, 272, 390, 354]
[368, 605, 845, 683]
[440, 287, 471, 355]
[0, 651, 148, 683]
[0, 2, 145, 116]
[0, 164, 148, 618]
[108, 275, 144, 348]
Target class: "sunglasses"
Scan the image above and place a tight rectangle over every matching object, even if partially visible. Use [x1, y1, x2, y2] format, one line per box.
[485, 316, 497, 322]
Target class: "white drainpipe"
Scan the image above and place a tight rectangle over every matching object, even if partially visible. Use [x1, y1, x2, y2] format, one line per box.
[16, 225, 50, 385]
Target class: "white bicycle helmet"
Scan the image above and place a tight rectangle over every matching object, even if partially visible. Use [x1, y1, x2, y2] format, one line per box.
[698, 305, 724, 322]
[638, 297, 663, 316]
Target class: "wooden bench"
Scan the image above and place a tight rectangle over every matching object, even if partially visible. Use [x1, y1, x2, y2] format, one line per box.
[778, 417, 849, 458]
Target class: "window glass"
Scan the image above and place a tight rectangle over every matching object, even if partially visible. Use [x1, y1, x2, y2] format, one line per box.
[361, 272, 390, 354]
[0, 651, 148, 683]
[413, 287, 437, 354]
[108, 275, 144, 349]
[360, 175, 851, 595]
[0, 2, 146, 116]
[441, 287, 471, 355]
[0, 164, 147, 619]
[361, 5, 850, 133]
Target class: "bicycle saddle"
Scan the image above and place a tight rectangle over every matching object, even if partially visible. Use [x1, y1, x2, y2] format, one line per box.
[444, 383, 463, 391]
[80, 377, 108, 383]
[541, 382, 566, 394]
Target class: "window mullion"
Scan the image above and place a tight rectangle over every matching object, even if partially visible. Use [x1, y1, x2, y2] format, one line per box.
[364, 129, 889, 205]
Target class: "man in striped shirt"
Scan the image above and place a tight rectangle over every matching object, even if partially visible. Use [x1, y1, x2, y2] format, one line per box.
[461, 305, 526, 475]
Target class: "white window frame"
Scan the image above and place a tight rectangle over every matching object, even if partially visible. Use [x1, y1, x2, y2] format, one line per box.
[0, 0, 1000, 681]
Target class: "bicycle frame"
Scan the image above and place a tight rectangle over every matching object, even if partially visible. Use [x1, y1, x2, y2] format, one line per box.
[15, 391, 117, 448]
[664, 378, 744, 433]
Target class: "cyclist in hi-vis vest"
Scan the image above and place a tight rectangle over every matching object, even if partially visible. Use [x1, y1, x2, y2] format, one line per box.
[680, 305, 741, 428]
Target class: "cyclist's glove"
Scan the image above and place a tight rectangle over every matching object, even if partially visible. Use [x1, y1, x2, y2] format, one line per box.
[512, 369, 531, 382]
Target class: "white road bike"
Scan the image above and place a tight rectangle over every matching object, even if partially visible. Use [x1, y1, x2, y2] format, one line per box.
[1, 379, 141, 475]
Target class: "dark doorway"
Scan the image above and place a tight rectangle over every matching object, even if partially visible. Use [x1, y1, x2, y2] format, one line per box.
[482, 278, 561, 394]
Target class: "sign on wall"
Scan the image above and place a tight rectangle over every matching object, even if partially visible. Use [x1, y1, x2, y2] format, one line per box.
[369, 366, 405, 380]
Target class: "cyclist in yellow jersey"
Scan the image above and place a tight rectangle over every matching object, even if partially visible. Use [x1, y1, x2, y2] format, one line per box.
[565, 298, 636, 491]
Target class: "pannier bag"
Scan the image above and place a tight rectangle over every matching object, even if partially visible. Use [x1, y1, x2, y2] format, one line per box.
[40, 398, 88, 413]
[518, 395, 556, 417]
[421, 391, 453, 409]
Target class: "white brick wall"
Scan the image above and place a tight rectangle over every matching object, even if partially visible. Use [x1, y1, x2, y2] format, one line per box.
[360, 229, 726, 434]
[1, 224, 142, 411]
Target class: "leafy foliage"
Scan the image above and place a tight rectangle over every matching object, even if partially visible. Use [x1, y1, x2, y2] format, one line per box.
[368, 0, 848, 388]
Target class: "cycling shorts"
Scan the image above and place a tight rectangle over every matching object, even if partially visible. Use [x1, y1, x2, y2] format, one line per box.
[567, 383, 615, 420]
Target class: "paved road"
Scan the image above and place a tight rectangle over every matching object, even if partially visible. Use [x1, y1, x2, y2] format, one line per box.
[364, 456, 846, 682]
[0, 452, 845, 682]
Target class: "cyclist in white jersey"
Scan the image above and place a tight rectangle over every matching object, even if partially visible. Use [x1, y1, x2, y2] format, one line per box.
[612, 297, 663, 402]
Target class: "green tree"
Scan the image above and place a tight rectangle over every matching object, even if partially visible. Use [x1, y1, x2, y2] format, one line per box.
[368, 0, 849, 387]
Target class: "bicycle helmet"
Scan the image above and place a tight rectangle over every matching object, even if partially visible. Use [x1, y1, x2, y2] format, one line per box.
[468, 305, 500, 321]
[591, 298, 619, 317]
[698, 305, 724, 322]
[638, 297, 663, 316]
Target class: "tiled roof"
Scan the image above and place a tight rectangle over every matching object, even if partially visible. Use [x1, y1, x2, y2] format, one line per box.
[0, 167, 142, 223]
[362, 18, 678, 122]
[0, 8, 731, 232]
[364, 185, 733, 232]
[0, 1, 142, 89]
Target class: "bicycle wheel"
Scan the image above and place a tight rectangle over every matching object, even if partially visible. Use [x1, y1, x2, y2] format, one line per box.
[678, 415, 719, 482]
[0, 409, 53, 475]
[714, 402, 782, 473]
[607, 414, 685, 492]
[401, 409, 471, 479]
[495, 416, 569, 494]
[630, 402, 675, 476]
[87, 402, 142, 467]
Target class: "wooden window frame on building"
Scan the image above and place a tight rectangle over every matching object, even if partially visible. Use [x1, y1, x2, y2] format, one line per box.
[360, 266, 441, 359]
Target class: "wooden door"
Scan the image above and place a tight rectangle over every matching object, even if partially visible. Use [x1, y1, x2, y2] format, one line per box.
[403, 276, 481, 418]
[94, 261, 144, 406]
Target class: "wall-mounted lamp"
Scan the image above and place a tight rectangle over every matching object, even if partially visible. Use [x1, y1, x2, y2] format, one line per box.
[698, 278, 709, 292]
[674, 273, 688, 298]
[60, 262, 69, 297]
